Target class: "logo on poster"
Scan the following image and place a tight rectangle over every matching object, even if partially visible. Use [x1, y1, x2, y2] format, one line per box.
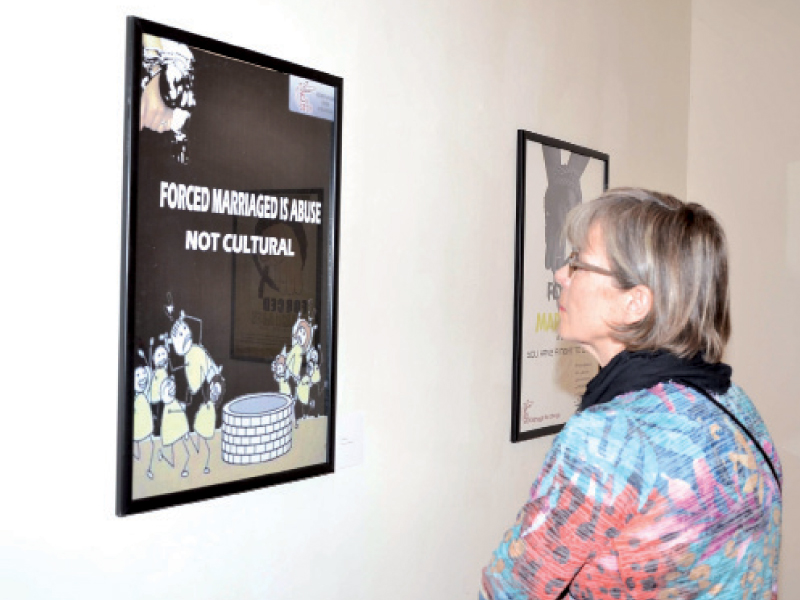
[295, 80, 315, 115]
[523, 399, 560, 425]
[289, 75, 335, 121]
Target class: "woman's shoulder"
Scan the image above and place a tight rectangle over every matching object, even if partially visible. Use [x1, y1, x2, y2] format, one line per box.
[553, 383, 732, 508]
[715, 382, 764, 424]
[567, 383, 723, 464]
[574, 382, 695, 428]
[558, 380, 766, 449]
[573, 380, 777, 469]
[591, 380, 751, 419]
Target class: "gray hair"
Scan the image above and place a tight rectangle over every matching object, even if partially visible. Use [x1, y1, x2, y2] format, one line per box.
[564, 188, 731, 362]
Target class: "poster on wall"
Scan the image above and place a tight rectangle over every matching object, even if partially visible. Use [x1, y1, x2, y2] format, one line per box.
[117, 17, 342, 515]
[511, 131, 608, 442]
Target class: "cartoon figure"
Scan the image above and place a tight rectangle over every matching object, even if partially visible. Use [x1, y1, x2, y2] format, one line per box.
[148, 335, 171, 407]
[271, 347, 297, 428]
[295, 345, 322, 422]
[132, 349, 155, 480]
[169, 310, 222, 406]
[286, 313, 315, 382]
[285, 313, 317, 426]
[158, 376, 192, 477]
[272, 347, 292, 397]
[193, 373, 224, 474]
[542, 146, 590, 275]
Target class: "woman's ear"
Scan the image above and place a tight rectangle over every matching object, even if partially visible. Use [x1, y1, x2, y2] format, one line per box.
[623, 285, 653, 324]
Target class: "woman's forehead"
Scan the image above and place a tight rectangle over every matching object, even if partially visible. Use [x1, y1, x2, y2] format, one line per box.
[580, 222, 607, 256]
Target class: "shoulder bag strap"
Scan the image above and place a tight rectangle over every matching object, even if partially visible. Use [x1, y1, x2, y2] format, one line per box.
[677, 381, 781, 494]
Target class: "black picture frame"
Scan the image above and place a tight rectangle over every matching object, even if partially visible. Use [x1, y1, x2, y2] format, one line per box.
[117, 17, 342, 515]
[511, 131, 608, 442]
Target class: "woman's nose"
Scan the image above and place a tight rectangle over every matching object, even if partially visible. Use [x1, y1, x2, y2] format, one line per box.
[554, 264, 569, 286]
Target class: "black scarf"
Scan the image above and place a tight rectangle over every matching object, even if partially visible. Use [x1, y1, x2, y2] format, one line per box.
[580, 350, 732, 411]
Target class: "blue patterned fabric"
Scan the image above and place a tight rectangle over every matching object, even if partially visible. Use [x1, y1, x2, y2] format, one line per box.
[481, 382, 781, 600]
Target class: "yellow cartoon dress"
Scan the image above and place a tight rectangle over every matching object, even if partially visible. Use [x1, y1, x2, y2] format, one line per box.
[133, 391, 154, 441]
[161, 402, 190, 446]
[184, 344, 213, 394]
[194, 402, 216, 440]
[286, 343, 303, 380]
[296, 366, 322, 408]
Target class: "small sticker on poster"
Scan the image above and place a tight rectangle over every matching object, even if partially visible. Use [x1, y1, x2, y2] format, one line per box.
[289, 75, 336, 121]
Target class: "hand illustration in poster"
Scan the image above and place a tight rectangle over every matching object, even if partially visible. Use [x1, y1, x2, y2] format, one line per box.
[140, 34, 195, 163]
[542, 146, 589, 276]
[252, 219, 306, 296]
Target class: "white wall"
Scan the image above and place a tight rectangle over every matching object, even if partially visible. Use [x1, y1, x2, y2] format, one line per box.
[3, 1, 697, 598]
[687, 0, 800, 593]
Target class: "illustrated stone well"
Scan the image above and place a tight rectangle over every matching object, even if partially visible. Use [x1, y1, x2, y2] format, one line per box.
[221, 393, 293, 464]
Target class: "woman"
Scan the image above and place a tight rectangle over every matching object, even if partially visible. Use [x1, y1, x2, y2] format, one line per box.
[481, 189, 781, 599]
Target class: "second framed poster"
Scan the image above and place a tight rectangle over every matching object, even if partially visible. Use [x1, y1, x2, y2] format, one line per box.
[511, 131, 608, 442]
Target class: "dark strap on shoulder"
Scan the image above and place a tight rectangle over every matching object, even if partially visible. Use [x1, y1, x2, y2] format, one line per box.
[676, 380, 781, 494]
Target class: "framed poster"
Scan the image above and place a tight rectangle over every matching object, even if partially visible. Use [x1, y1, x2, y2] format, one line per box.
[117, 17, 342, 515]
[511, 131, 608, 442]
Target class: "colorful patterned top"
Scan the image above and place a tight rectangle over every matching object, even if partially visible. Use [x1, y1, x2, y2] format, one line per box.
[481, 382, 782, 600]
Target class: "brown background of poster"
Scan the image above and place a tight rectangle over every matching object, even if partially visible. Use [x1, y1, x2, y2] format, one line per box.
[231, 190, 324, 363]
[132, 43, 334, 436]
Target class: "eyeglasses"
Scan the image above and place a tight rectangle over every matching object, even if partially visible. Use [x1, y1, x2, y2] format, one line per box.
[566, 251, 616, 278]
